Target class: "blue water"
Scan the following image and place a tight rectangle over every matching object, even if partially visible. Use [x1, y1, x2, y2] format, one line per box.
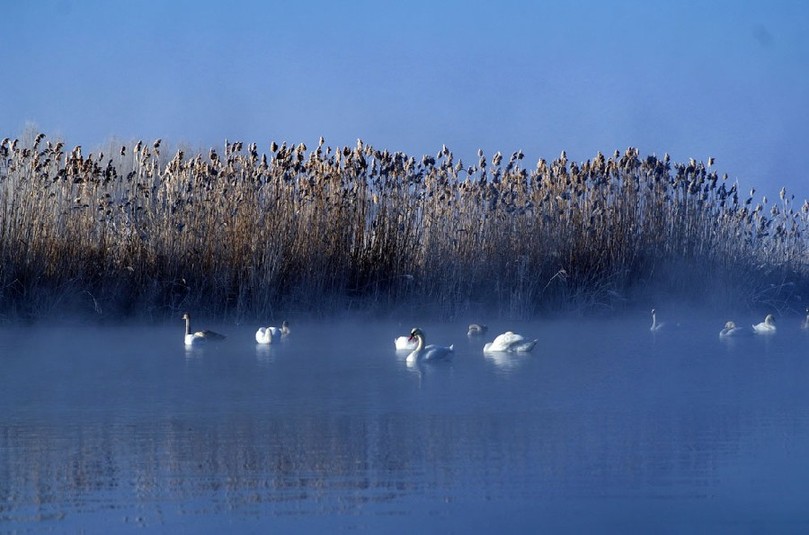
[2, 314, 809, 533]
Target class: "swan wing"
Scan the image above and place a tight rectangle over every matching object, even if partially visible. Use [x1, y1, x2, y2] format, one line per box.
[486, 332, 526, 352]
[395, 336, 416, 351]
[513, 339, 537, 352]
[256, 327, 280, 344]
[752, 324, 774, 334]
[423, 344, 453, 361]
[196, 329, 226, 341]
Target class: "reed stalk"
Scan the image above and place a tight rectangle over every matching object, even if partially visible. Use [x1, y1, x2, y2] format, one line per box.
[1, 131, 807, 321]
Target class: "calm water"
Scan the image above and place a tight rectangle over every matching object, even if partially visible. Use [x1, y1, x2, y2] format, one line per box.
[2, 314, 809, 533]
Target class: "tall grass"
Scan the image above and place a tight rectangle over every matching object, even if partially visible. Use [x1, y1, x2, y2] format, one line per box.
[1, 131, 807, 322]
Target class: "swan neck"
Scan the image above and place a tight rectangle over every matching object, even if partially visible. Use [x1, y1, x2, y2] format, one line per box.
[415, 333, 425, 352]
[185, 316, 191, 336]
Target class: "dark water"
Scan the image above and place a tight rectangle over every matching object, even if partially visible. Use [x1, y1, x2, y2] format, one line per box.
[2, 314, 809, 533]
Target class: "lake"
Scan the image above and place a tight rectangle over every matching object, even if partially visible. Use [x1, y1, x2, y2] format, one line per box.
[2, 313, 809, 533]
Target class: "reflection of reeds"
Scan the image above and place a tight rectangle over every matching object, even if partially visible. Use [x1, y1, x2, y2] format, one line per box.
[0, 132, 807, 320]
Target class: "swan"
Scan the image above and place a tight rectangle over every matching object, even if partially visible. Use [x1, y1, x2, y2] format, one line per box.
[467, 323, 488, 336]
[256, 327, 280, 344]
[752, 314, 776, 334]
[650, 308, 664, 332]
[483, 331, 537, 353]
[719, 321, 747, 338]
[183, 312, 226, 346]
[256, 320, 290, 344]
[802, 308, 809, 330]
[394, 335, 417, 351]
[406, 328, 453, 364]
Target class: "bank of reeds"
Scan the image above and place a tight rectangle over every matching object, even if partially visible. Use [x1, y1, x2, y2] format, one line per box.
[1, 132, 807, 321]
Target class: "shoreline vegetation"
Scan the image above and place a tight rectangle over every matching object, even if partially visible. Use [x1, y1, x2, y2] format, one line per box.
[1, 131, 807, 322]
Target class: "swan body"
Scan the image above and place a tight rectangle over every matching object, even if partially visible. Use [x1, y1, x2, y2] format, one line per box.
[255, 321, 289, 344]
[650, 308, 664, 332]
[395, 335, 417, 351]
[183, 312, 226, 346]
[483, 331, 537, 353]
[256, 327, 281, 344]
[406, 328, 453, 364]
[752, 314, 776, 335]
[467, 323, 488, 336]
[719, 321, 748, 338]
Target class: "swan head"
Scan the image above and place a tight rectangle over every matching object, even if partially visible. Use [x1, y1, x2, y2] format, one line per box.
[408, 327, 424, 341]
[724, 321, 736, 329]
[182, 312, 190, 321]
[467, 323, 488, 336]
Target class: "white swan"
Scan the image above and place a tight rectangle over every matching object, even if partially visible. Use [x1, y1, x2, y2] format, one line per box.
[405, 328, 453, 364]
[650, 308, 664, 332]
[752, 314, 776, 334]
[256, 320, 289, 344]
[183, 312, 226, 346]
[802, 308, 809, 331]
[394, 335, 417, 351]
[483, 331, 537, 353]
[256, 327, 280, 344]
[719, 321, 747, 338]
[467, 323, 488, 336]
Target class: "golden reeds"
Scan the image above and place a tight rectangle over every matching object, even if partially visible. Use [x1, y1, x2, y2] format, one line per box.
[0, 131, 807, 321]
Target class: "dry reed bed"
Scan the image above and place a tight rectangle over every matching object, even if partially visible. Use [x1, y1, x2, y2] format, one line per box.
[0, 132, 807, 321]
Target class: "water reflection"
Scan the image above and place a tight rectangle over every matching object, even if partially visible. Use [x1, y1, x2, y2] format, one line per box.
[483, 351, 531, 372]
[254, 343, 275, 366]
[4, 404, 805, 526]
[2, 317, 809, 531]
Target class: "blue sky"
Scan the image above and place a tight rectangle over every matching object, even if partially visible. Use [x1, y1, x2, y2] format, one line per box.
[2, 0, 808, 200]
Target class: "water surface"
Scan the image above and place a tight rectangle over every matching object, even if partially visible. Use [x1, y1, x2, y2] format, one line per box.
[2, 315, 809, 532]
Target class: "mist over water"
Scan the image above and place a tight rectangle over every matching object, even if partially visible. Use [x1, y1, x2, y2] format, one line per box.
[2, 313, 809, 532]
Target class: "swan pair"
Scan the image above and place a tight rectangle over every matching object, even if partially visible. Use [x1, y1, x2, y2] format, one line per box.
[255, 321, 290, 344]
[405, 328, 454, 364]
[183, 313, 291, 346]
[183, 312, 226, 346]
[718, 315, 776, 337]
[395, 323, 488, 350]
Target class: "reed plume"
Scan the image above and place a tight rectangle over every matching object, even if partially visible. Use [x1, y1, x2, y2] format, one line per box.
[0, 129, 807, 321]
